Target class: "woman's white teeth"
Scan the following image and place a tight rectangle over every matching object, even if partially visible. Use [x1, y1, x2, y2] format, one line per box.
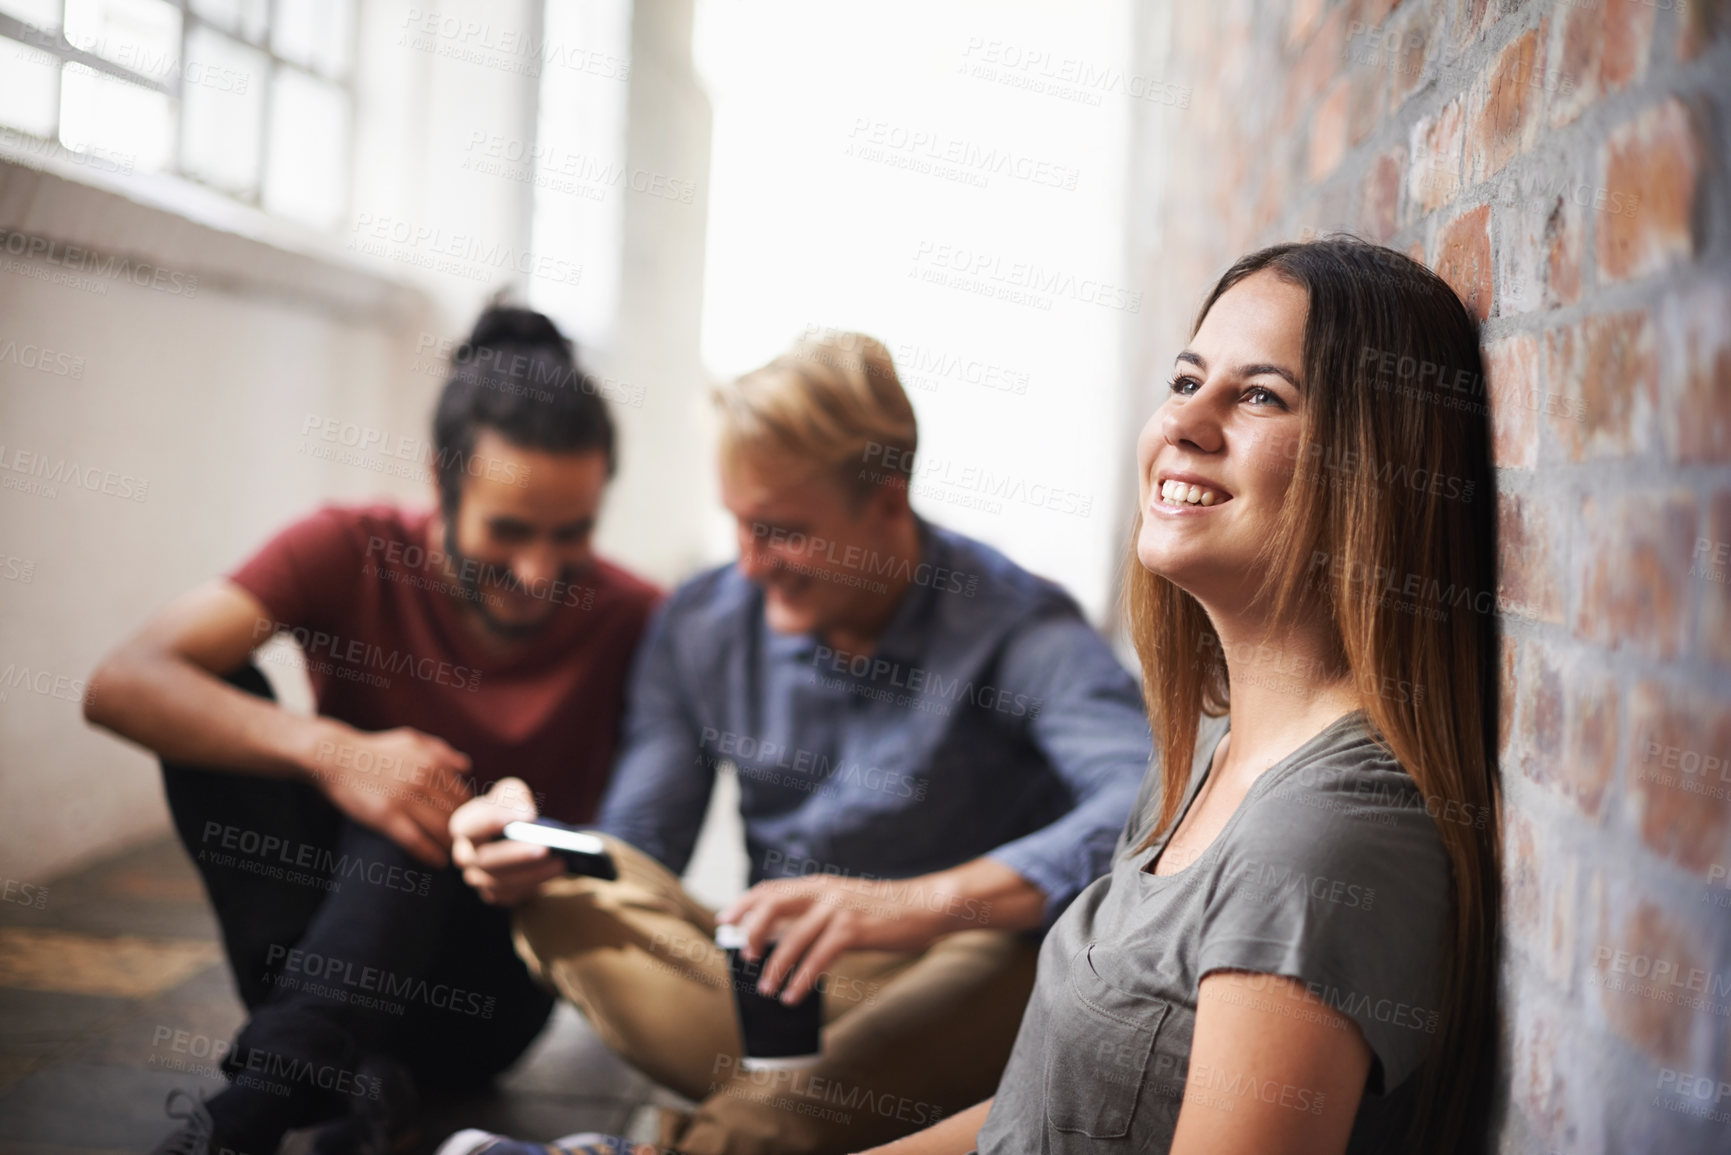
[1161, 479, 1222, 506]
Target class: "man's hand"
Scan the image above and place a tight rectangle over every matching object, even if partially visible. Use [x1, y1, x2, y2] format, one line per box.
[307, 725, 474, 868]
[716, 872, 971, 1006]
[449, 778, 568, 906]
[718, 858, 1048, 1005]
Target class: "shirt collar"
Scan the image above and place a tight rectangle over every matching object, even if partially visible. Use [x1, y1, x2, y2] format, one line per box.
[760, 515, 943, 668]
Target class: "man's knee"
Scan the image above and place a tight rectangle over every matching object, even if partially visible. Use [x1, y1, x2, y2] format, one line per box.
[512, 874, 637, 956]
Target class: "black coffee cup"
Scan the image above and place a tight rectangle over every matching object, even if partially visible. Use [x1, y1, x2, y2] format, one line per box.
[715, 923, 823, 1069]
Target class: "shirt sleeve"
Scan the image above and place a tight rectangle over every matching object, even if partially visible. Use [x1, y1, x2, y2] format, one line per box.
[226, 505, 365, 637]
[980, 608, 1153, 929]
[1195, 762, 1452, 1095]
[593, 596, 715, 873]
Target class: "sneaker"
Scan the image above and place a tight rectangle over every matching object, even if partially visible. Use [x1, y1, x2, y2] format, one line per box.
[435, 1130, 653, 1155]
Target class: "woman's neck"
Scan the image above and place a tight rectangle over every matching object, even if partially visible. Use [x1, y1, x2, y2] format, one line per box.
[1206, 607, 1362, 785]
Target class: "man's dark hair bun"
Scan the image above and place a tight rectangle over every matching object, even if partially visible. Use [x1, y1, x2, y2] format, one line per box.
[432, 303, 616, 518]
[462, 305, 570, 358]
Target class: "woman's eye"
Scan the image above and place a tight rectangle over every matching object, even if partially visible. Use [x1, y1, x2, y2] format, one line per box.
[1167, 374, 1201, 395]
[1245, 385, 1287, 409]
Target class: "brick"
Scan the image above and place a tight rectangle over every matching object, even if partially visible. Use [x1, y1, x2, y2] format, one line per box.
[1660, 279, 1731, 464]
[1499, 490, 1565, 623]
[1360, 146, 1404, 243]
[1351, 0, 1399, 37]
[1548, 0, 1655, 129]
[1482, 332, 1544, 474]
[1628, 680, 1731, 874]
[1574, 491, 1698, 661]
[1450, 0, 1495, 54]
[1544, 310, 1659, 461]
[1434, 204, 1493, 320]
[1520, 641, 1564, 787]
[1408, 95, 1465, 217]
[1679, 0, 1731, 62]
[1504, 809, 1542, 959]
[1507, 994, 1570, 1150]
[1700, 490, 1731, 669]
[1467, 26, 1545, 184]
[1598, 99, 1702, 284]
[1390, 1, 1434, 110]
[1571, 665, 1620, 820]
[1519, 641, 1619, 821]
[1347, 50, 1388, 146]
[1488, 184, 1580, 312]
[1309, 78, 1351, 181]
[1286, 0, 1325, 52]
[1495, 194, 1547, 318]
[1502, 804, 1579, 989]
[1588, 898, 1710, 1069]
[1282, 5, 1349, 129]
[1543, 193, 1583, 307]
[1499, 633, 1519, 765]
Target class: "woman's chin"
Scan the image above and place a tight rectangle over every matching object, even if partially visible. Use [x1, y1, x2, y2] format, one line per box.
[1135, 534, 1186, 582]
[1135, 540, 1214, 598]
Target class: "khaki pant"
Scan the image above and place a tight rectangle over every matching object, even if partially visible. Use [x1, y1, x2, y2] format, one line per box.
[512, 835, 1039, 1155]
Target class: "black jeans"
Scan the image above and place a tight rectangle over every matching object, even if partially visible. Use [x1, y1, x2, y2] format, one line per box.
[160, 664, 554, 1138]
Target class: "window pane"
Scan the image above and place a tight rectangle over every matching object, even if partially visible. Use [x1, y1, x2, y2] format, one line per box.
[60, 60, 172, 170]
[64, 0, 181, 79]
[0, 0, 62, 33]
[263, 66, 348, 229]
[0, 36, 59, 137]
[190, 0, 267, 44]
[272, 0, 352, 79]
[181, 27, 264, 195]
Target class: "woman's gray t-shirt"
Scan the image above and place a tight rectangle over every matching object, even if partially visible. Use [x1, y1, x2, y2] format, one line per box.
[975, 711, 1453, 1154]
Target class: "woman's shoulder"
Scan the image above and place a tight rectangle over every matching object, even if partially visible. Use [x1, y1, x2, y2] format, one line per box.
[1227, 713, 1455, 891]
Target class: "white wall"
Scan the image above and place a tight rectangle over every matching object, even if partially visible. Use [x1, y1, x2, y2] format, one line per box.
[0, 0, 554, 884]
[690, 0, 1135, 620]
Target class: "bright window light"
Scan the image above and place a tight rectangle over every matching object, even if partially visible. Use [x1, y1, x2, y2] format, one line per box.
[0, 35, 60, 137]
[64, 0, 181, 79]
[271, 0, 352, 79]
[60, 61, 172, 170]
[181, 26, 265, 195]
[262, 64, 349, 229]
[190, 0, 267, 44]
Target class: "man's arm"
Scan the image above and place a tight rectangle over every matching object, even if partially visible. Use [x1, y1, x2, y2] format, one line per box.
[976, 609, 1152, 926]
[724, 608, 1148, 1000]
[589, 597, 715, 871]
[85, 578, 472, 866]
[452, 594, 715, 905]
[86, 579, 334, 774]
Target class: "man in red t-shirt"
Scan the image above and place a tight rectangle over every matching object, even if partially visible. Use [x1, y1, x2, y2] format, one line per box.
[85, 308, 660, 1155]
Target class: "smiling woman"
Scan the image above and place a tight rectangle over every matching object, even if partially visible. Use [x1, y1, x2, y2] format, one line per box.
[863, 236, 1500, 1155]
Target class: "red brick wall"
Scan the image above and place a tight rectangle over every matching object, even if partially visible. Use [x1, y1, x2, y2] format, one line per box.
[1127, 0, 1730, 1149]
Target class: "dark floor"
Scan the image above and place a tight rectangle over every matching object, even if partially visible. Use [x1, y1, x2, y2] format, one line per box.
[0, 839, 685, 1154]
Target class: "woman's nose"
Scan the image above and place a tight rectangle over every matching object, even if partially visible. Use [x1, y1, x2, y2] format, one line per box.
[1161, 393, 1226, 454]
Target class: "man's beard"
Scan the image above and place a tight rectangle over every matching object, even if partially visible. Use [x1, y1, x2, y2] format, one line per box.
[443, 521, 573, 642]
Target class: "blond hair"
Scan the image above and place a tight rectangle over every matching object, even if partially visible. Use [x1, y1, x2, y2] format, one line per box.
[713, 329, 918, 505]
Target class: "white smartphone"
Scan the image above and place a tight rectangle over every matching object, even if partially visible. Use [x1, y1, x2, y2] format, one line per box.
[500, 819, 618, 880]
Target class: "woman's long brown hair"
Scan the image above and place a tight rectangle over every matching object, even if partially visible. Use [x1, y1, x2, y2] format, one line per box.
[1124, 237, 1502, 1154]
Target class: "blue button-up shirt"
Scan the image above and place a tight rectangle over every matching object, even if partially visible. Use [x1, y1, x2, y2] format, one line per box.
[595, 517, 1153, 929]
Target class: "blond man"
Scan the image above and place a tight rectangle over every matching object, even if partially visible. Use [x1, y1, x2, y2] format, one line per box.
[443, 333, 1152, 1155]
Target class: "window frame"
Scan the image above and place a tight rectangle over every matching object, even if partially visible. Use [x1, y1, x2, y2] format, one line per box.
[0, 0, 360, 229]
